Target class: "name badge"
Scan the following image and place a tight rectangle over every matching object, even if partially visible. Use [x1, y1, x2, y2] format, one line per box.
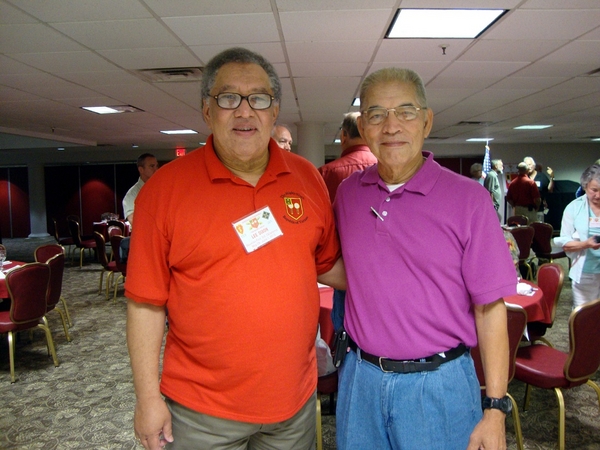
[233, 206, 283, 253]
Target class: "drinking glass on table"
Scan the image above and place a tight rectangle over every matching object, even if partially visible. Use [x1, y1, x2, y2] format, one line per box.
[0, 247, 6, 270]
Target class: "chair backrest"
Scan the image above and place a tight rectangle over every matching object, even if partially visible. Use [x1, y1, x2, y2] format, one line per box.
[565, 298, 600, 382]
[110, 235, 127, 275]
[107, 220, 125, 237]
[471, 303, 528, 387]
[34, 243, 64, 263]
[509, 226, 535, 260]
[93, 231, 110, 268]
[46, 253, 65, 310]
[67, 219, 83, 245]
[51, 218, 61, 242]
[531, 222, 554, 255]
[507, 215, 529, 226]
[5, 262, 51, 324]
[536, 263, 565, 324]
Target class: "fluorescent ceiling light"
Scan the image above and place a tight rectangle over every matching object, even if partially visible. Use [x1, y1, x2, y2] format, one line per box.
[467, 138, 494, 142]
[160, 129, 198, 135]
[81, 105, 142, 114]
[387, 9, 506, 39]
[352, 98, 360, 106]
[592, 137, 600, 142]
[514, 125, 553, 130]
[334, 138, 341, 144]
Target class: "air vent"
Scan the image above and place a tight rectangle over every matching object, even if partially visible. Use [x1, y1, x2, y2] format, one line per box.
[456, 121, 493, 126]
[137, 67, 203, 83]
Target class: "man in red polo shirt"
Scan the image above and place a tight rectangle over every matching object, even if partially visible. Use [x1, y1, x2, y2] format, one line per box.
[125, 47, 344, 450]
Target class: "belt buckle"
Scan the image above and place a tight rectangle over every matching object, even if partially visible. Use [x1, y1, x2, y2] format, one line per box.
[378, 357, 394, 373]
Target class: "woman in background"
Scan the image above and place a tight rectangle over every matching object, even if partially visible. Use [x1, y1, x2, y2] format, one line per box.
[555, 164, 600, 308]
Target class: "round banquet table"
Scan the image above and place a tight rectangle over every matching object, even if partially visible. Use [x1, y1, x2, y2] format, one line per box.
[504, 279, 549, 324]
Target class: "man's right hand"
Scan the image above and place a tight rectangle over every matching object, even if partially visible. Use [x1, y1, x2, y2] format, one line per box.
[134, 397, 174, 449]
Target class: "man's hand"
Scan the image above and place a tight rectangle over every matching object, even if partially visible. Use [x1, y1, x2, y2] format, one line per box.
[134, 396, 174, 449]
[467, 409, 507, 450]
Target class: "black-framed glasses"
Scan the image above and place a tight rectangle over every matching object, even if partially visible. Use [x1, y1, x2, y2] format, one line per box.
[212, 93, 275, 110]
[361, 105, 426, 125]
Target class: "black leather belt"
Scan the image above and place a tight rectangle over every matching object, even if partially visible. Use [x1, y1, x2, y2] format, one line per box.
[348, 338, 468, 373]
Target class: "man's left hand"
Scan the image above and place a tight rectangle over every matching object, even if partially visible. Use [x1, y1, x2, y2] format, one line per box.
[467, 409, 507, 450]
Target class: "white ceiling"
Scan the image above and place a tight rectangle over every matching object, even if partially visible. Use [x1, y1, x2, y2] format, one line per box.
[0, 0, 599, 152]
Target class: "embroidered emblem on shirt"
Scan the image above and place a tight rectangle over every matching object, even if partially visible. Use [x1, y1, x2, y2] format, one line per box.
[284, 197, 304, 220]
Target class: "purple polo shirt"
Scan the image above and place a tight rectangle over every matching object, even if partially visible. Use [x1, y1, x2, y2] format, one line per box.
[334, 152, 517, 360]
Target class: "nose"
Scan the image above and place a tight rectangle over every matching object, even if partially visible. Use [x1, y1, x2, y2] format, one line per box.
[381, 110, 404, 133]
[234, 97, 254, 117]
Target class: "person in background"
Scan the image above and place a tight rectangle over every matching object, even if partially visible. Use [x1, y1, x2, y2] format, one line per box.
[122, 153, 158, 227]
[470, 162, 485, 185]
[524, 156, 554, 220]
[506, 162, 541, 225]
[125, 47, 344, 450]
[271, 124, 293, 151]
[555, 164, 600, 309]
[318, 111, 377, 331]
[575, 158, 600, 198]
[484, 159, 505, 222]
[334, 67, 516, 450]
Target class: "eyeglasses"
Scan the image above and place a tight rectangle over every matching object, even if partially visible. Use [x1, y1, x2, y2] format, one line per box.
[361, 105, 426, 125]
[212, 93, 275, 110]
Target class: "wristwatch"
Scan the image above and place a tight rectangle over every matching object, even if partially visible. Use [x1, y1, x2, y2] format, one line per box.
[482, 396, 512, 414]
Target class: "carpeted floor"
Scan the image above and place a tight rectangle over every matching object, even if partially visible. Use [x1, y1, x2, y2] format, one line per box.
[0, 237, 599, 449]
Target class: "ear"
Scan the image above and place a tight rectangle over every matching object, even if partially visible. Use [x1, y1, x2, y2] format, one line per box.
[423, 108, 434, 138]
[202, 98, 212, 127]
[357, 115, 366, 140]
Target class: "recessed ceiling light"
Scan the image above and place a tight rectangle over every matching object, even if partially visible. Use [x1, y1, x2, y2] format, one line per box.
[334, 138, 341, 144]
[387, 9, 506, 39]
[467, 138, 494, 142]
[592, 137, 600, 142]
[160, 129, 198, 135]
[352, 98, 360, 106]
[57, 147, 65, 151]
[514, 125, 553, 130]
[81, 105, 143, 114]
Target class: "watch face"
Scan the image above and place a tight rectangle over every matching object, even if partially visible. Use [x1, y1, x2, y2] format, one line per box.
[483, 396, 512, 414]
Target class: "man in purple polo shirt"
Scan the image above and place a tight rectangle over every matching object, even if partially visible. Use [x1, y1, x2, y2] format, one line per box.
[334, 67, 517, 450]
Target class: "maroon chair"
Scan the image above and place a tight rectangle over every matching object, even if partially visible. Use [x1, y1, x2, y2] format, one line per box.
[514, 298, 600, 450]
[34, 243, 63, 266]
[509, 226, 535, 280]
[93, 232, 121, 300]
[530, 222, 570, 268]
[67, 219, 97, 268]
[526, 263, 564, 346]
[109, 235, 128, 302]
[51, 218, 74, 261]
[0, 262, 59, 383]
[507, 215, 529, 226]
[471, 303, 527, 450]
[43, 253, 72, 342]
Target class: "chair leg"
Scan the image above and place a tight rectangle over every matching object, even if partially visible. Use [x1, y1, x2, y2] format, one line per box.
[586, 380, 600, 413]
[553, 388, 566, 450]
[507, 393, 524, 450]
[8, 331, 16, 383]
[60, 297, 73, 327]
[523, 383, 532, 411]
[79, 248, 84, 268]
[316, 392, 323, 450]
[37, 321, 59, 368]
[106, 272, 114, 300]
[113, 274, 124, 302]
[99, 271, 105, 294]
[47, 309, 72, 342]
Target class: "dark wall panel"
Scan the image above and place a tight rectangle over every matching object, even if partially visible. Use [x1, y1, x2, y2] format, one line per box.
[45, 166, 81, 237]
[80, 165, 116, 235]
[9, 167, 30, 238]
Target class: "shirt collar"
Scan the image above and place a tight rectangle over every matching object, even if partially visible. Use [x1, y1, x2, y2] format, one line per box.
[359, 151, 439, 196]
[204, 135, 292, 185]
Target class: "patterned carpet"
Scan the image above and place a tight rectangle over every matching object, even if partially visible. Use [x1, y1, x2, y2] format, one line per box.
[0, 238, 599, 449]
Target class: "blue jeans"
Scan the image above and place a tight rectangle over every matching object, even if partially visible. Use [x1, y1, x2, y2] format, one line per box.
[330, 289, 346, 331]
[336, 349, 482, 450]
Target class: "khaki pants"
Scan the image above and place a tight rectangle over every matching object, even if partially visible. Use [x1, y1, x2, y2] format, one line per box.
[514, 205, 538, 225]
[166, 392, 316, 450]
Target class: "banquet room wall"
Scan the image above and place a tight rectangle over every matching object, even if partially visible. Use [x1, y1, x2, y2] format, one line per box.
[0, 142, 597, 238]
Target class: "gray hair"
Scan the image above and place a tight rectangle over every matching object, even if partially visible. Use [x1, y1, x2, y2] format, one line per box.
[580, 164, 600, 189]
[201, 47, 282, 107]
[341, 112, 361, 139]
[360, 68, 428, 109]
[491, 159, 502, 169]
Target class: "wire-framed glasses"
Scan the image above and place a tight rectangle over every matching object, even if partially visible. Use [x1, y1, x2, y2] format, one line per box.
[361, 105, 426, 125]
[213, 93, 275, 110]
